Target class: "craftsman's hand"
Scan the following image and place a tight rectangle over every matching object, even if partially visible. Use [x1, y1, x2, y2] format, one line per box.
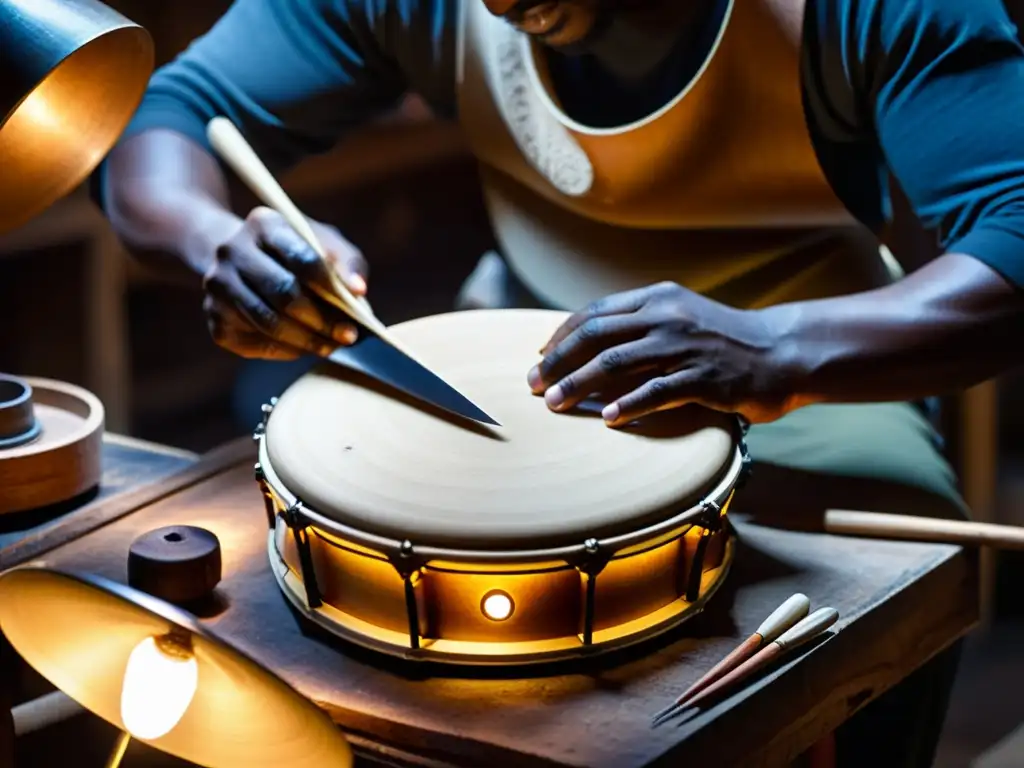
[202, 207, 368, 360]
[528, 282, 799, 425]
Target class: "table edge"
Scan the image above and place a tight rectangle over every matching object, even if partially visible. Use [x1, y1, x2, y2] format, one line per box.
[0, 436, 253, 569]
[304, 540, 977, 768]
[647, 543, 978, 768]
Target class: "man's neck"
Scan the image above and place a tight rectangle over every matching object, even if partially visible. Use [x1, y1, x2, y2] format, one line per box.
[586, 0, 718, 82]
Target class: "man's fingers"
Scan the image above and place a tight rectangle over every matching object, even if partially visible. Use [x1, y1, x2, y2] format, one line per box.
[204, 297, 303, 360]
[535, 341, 664, 412]
[529, 314, 650, 393]
[539, 286, 654, 355]
[204, 267, 343, 358]
[602, 369, 706, 426]
[313, 220, 370, 296]
[231, 246, 358, 346]
[253, 208, 368, 299]
[250, 206, 331, 283]
[225, 212, 360, 345]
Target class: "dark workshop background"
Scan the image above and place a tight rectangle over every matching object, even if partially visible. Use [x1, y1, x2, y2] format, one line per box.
[2, 1, 1023, 765]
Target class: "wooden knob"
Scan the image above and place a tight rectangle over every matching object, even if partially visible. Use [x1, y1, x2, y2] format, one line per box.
[127, 526, 222, 605]
[0, 374, 39, 449]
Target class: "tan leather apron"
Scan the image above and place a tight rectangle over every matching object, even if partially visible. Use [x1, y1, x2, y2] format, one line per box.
[455, 0, 897, 310]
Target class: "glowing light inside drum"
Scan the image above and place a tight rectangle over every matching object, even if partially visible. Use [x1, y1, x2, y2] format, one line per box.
[481, 590, 515, 621]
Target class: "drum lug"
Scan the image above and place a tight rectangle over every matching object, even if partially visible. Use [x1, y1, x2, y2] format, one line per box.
[736, 440, 753, 490]
[573, 539, 613, 648]
[388, 541, 427, 651]
[283, 502, 322, 609]
[253, 397, 278, 440]
[684, 500, 726, 603]
[700, 500, 723, 532]
[685, 530, 713, 603]
[260, 398, 278, 426]
[254, 462, 276, 529]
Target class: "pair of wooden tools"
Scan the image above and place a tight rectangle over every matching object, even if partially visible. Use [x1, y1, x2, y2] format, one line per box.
[651, 594, 838, 727]
[650, 507, 1024, 727]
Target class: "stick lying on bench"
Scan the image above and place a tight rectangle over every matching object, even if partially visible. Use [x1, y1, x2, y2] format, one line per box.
[825, 509, 1024, 549]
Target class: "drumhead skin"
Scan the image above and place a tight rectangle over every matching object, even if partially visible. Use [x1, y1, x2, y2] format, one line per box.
[265, 309, 738, 551]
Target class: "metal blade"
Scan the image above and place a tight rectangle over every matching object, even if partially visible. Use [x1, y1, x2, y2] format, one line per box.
[327, 334, 501, 426]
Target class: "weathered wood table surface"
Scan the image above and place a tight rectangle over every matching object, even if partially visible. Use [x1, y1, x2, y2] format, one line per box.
[0, 434, 201, 768]
[0, 434, 199, 562]
[0, 435, 979, 767]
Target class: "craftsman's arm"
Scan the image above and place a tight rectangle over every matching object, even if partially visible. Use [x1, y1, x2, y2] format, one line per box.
[765, 0, 1024, 406]
[103, 130, 240, 279]
[96, 0, 433, 278]
[95, 0, 457, 359]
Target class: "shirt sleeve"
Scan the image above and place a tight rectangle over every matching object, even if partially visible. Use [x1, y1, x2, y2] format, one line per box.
[93, 0, 456, 191]
[854, 0, 1024, 289]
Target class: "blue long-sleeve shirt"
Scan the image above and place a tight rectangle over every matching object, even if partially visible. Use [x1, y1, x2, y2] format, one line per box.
[101, 0, 1024, 290]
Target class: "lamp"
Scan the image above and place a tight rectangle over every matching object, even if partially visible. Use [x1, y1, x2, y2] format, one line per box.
[0, 0, 153, 234]
[0, 565, 353, 767]
[0, 0, 151, 511]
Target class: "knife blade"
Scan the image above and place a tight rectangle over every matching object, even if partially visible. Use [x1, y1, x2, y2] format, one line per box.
[206, 116, 500, 427]
[327, 332, 501, 426]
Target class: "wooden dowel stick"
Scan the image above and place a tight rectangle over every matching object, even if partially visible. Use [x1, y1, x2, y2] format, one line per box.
[651, 594, 811, 726]
[650, 634, 761, 727]
[683, 607, 839, 712]
[652, 593, 809, 724]
[825, 510, 1024, 550]
[206, 117, 414, 356]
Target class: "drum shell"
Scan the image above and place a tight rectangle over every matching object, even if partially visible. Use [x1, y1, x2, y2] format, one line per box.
[269, 490, 733, 658]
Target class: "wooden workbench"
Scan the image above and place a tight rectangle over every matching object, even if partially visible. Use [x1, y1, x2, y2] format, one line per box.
[0, 434, 202, 567]
[0, 433, 201, 768]
[0, 435, 979, 767]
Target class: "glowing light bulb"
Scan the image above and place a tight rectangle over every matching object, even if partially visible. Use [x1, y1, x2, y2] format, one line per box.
[120, 635, 198, 740]
[481, 590, 514, 621]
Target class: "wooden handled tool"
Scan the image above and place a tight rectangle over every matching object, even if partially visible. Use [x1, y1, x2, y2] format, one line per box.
[651, 593, 810, 726]
[825, 509, 1024, 549]
[673, 607, 839, 718]
[205, 117, 410, 357]
[206, 117, 502, 427]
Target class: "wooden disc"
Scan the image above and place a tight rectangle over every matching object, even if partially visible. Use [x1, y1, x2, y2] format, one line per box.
[127, 525, 222, 604]
[266, 309, 737, 550]
[0, 375, 39, 448]
[0, 377, 103, 516]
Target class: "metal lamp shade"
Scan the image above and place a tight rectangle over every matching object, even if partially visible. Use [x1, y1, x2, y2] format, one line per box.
[0, 0, 154, 234]
[0, 565, 353, 767]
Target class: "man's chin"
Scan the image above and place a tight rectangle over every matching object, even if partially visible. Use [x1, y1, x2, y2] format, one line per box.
[537, 37, 593, 56]
[533, 21, 608, 56]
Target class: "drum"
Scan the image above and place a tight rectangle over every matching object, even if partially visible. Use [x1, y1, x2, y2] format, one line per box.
[254, 309, 749, 665]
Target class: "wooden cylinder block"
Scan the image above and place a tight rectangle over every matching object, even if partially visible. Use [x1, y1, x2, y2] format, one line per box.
[0, 376, 103, 516]
[127, 525, 222, 604]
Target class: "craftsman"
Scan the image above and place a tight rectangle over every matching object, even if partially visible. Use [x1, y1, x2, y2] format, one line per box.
[93, 0, 1024, 764]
